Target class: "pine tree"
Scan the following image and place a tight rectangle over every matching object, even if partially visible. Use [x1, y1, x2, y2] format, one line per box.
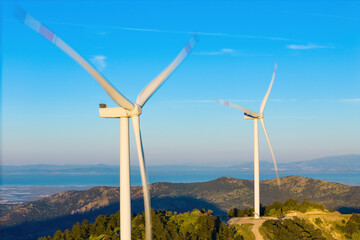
[52, 230, 64, 240]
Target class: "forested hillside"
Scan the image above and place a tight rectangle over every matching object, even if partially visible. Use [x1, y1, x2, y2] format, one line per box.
[38, 201, 360, 240]
[1, 176, 359, 240]
[39, 209, 245, 240]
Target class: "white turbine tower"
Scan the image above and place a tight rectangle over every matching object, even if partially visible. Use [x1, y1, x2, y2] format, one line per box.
[218, 62, 280, 219]
[16, 7, 197, 240]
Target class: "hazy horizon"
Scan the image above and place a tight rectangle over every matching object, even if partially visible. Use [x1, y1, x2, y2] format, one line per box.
[1, 153, 359, 168]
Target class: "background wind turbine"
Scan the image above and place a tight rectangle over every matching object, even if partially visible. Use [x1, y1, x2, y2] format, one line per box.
[218, 62, 280, 219]
[15, 7, 196, 240]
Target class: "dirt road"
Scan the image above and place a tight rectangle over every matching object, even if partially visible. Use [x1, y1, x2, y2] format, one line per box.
[228, 217, 278, 240]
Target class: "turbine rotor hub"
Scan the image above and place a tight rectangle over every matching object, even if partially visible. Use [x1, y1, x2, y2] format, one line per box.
[127, 104, 142, 117]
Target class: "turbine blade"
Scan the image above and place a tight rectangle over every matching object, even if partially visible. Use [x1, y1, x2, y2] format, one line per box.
[217, 99, 261, 118]
[260, 118, 281, 188]
[136, 35, 197, 107]
[260, 61, 277, 114]
[15, 6, 134, 110]
[131, 116, 152, 240]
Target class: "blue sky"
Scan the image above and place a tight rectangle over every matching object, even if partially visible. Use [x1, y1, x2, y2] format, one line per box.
[1, 1, 359, 166]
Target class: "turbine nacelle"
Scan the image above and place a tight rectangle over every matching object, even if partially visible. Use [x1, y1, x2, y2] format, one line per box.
[99, 104, 142, 118]
[244, 112, 263, 120]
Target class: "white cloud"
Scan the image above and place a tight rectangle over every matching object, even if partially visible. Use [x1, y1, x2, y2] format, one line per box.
[231, 99, 258, 103]
[305, 98, 360, 103]
[271, 99, 284, 102]
[167, 100, 216, 103]
[167, 98, 297, 104]
[120, 27, 161, 32]
[338, 98, 360, 103]
[172, 98, 360, 105]
[221, 48, 235, 53]
[274, 116, 323, 120]
[280, 11, 360, 22]
[286, 44, 332, 50]
[48, 21, 291, 41]
[195, 48, 236, 56]
[90, 55, 107, 71]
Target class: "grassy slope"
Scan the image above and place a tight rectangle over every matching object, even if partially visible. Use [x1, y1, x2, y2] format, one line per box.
[169, 212, 199, 232]
[259, 225, 269, 240]
[233, 223, 255, 240]
[292, 210, 349, 240]
[259, 210, 358, 240]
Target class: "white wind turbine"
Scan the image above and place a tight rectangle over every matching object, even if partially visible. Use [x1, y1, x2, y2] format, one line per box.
[16, 7, 196, 240]
[218, 62, 280, 219]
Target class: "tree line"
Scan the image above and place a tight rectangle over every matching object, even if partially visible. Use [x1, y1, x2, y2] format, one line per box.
[39, 208, 244, 240]
[227, 198, 326, 218]
[39, 198, 360, 240]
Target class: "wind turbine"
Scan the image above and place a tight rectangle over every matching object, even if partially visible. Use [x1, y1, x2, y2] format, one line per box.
[15, 7, 197, 240]
[217, 62, 280, 219]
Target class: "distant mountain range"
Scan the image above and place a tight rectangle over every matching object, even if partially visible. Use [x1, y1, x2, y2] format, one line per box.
[1, 164, 119, 174]
[232, 154, 360, 173]
[1, 175, 359, 240]
[2, 154, 360, 175]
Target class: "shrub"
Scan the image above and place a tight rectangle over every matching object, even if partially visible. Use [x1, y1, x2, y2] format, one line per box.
[262, 217, 326, 240]
[315, 217, 323, 225]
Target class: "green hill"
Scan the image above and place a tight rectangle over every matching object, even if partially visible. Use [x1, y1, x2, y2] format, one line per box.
[39, 209, 245, 240]
[1, 176, 359, 240]
[38, 202, 360, 240]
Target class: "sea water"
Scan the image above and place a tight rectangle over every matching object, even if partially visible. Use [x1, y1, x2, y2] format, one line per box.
[1, 171, 359, 187]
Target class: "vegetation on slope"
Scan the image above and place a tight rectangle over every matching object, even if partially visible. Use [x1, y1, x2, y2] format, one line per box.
[228, 207, 254, 218]
[2, 177, 360, 240]
[228, 199, 360, 240]
[251, 198, 360, 240]
[263, 198, 325, 217]
[38, 209, 245, 240]
[261, 217, 326, 240]
[2, 176, 359, 229]
[260, 213, 360, 240]
[232, 224, 255, 240]
[227, 198, 326, 218]
[339, 213, 360, 239]
[141, 176, 360, 215]
[0, 186, 119, 227]
[38, 197, 360, 240]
